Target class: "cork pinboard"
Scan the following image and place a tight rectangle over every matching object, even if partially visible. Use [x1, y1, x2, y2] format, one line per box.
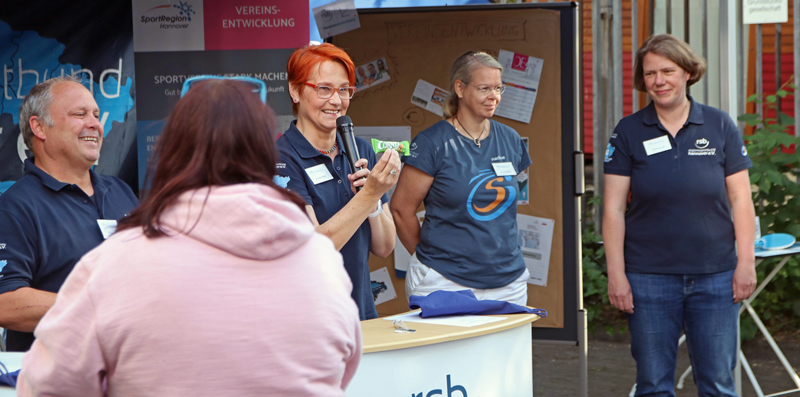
[332, 3, 581, 343]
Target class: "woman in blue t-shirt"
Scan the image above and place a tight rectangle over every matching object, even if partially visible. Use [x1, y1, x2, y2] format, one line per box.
[391, 51, 531, 305]
[603, 34, 756, 396]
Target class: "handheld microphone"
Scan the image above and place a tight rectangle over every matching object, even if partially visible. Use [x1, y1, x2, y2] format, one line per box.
[336, 115, 364, 191]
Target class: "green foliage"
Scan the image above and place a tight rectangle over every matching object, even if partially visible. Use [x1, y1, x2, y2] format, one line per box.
[736, 78, 800, 340]
[582, 196, 626, 336]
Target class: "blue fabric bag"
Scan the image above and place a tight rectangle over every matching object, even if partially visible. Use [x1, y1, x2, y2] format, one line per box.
[409, 290, 547, 318]
[0, 369, 19, 388]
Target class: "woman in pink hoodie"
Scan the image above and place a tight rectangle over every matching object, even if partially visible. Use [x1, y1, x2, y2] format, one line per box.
[18, 79, 362, 396]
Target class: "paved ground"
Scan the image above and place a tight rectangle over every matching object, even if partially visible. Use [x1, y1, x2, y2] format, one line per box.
[533, 335, 800, 396]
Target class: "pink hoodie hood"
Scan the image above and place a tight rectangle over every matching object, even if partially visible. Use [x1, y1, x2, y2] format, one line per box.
[158, 183, 314, 261]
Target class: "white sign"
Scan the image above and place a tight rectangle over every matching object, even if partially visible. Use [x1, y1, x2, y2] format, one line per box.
[370, 267, 397, 306]
[517, 214, 555, 287]
[743, 0, 788, 24]
[494, 49, 544, 124]
[132, 0, 206, 52]
[312, 0, 360, 39]
[410, 80, 448, 117]
[346, 325, 532, 397]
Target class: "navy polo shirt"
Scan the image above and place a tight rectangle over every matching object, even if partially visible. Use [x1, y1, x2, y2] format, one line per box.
[276, 122, 386, 320]
[0, 159, 139, 351]
[604, 97, 751, 274]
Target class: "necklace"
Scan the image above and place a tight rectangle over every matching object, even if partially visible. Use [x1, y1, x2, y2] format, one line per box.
[317, 141, 337, 154]
[454, 116, 485, 148]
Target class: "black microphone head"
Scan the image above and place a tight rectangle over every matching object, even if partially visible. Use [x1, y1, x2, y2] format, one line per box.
[336, 115, 353, 129]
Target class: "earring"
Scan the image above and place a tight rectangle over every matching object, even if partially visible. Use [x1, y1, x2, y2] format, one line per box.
[293, 98, 298, 103]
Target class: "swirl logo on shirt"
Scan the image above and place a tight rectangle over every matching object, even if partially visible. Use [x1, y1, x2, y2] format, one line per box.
[466, 170, 516, 221]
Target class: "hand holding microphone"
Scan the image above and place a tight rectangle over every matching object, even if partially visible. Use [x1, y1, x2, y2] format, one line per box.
[337, 115, 402, 196]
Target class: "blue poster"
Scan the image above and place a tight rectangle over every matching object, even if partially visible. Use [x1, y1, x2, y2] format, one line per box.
[0, 1, 137, 194]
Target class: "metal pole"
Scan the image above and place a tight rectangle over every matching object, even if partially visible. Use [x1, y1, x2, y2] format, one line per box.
[666, 0, 672, 34]
[795, 0, 799, 137]
[632, 0, 639, 112]
[775, 22, 782, 114]
[738, 2, 745, 131]
[756, 24, 763, 127]
[702, 0, 709, 103]
[719, 0, 739, 120]
[592, 0, 603, 234]
[571, 5, 587, 394]
[684, 0, 690, 41]
[613, 0, 623, 123]
[794, 0, 800, 138]
[684, 0, 690, 96]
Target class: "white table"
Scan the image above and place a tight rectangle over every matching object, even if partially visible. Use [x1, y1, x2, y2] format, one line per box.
[674, 244, 800, 396]
[347, 311, 541, 397]
[735, 244, 800, 396]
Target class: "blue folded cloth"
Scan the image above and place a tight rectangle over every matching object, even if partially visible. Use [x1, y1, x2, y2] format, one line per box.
[0, 369, 19, 387]
[409, 290, 548, 318]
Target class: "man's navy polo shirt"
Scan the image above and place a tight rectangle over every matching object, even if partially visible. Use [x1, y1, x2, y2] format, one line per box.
[603, 97, 751, 275]
[276, 122, 387, 320]
[0, 159, 139, 351]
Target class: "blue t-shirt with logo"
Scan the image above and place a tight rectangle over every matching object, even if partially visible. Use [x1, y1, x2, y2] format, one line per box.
[603, 97, 752, 274]
[405, 120, 531, 289]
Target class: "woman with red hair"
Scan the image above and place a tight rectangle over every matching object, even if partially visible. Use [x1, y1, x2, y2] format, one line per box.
[276, 43, 401, 320]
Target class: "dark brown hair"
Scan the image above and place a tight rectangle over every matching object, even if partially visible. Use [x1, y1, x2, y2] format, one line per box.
[634, 34, 707, 92]
[118, 79, 305, 237]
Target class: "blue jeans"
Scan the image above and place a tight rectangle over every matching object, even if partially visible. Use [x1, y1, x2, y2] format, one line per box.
[627, 270, 739, 397]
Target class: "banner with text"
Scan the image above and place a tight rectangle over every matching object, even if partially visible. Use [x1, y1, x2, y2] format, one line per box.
[0, 1, 137, 194]
[132, 0, 308, 186]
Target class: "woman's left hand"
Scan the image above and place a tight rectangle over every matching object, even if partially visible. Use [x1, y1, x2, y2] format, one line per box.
[732, 261, 756, 303]
[347, 149, 402, 196]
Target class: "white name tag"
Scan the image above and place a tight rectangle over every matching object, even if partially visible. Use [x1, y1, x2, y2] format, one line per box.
[97, 219, 118, 240]
[643, 135, 672, 156]
[491, 162, 517, 177]
[304, 164, 334, 185]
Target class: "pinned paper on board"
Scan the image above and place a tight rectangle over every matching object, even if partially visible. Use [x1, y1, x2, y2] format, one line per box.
[370, 267, 397, 306]
[392, 210, 425, 279]
[518, 137, 530, 205]
[312, 0, 360, 39]
[410, 79, 448, 117]
[355, 58, 391, 91]
[495, 49, 544, 124]
[517, 214, 554, 286]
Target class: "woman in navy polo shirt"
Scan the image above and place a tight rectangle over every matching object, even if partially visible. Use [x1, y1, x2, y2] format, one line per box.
[276, 43, 401, 320]
[391, 51, 531, 305]
[603, 34, 756, 396]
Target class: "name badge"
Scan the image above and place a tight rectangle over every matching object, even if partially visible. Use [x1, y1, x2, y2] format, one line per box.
[491, 162, 517, 177]
[304, 164, 334, 185]
[97, 219, 118, 240]
[643, 135, 672, 156]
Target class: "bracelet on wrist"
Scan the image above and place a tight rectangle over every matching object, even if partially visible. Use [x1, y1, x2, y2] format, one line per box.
[368, 200, 383, 218]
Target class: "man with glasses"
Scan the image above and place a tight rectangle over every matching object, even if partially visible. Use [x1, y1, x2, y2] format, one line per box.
[0, 76, 138, 351]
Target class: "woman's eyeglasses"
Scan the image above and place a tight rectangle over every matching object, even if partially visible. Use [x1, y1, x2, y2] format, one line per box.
[303, 82, 356, 100]
[181, 75, 267, 104]
[468, 83, 506, 96]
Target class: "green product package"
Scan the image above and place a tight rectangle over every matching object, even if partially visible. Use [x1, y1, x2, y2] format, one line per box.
[371, 138, 410, 156]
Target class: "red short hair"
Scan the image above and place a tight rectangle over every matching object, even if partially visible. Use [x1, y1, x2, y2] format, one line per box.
[287, 43, 356, 115]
